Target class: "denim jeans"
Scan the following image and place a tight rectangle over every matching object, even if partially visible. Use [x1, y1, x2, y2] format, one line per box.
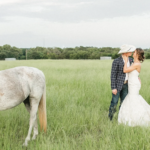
[108, 83, 128, 120]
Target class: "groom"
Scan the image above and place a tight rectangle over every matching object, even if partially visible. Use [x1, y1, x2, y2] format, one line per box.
[108, 44, 136, 120]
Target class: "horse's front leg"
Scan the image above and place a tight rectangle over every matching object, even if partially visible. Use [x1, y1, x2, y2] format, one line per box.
[23, 99, 39, 146]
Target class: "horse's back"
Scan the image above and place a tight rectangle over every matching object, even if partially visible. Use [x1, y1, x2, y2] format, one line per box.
[0, 67, 45, 110]
[15, 67, 45, 85]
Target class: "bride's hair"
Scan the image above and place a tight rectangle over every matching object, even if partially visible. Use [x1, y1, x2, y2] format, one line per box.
[136, 48, 145, 62]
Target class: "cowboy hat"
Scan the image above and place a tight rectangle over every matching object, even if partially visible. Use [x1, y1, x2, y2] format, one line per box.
[118, 44, 136, 54]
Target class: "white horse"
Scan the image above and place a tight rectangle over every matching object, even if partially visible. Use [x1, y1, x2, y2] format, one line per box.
[0, 66, 47, 146]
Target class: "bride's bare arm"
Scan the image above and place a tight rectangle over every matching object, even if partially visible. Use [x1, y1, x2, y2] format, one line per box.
[123, 63, 138, 73]
[122, 55, 139, 73]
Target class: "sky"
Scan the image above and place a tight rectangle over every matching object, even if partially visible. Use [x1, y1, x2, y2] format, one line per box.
[0, 0, 150, 48]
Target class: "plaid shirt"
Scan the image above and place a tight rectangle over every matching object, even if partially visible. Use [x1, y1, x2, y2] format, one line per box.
[111, 56, 133, 92]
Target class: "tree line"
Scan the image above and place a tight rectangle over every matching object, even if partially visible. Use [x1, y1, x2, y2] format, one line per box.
[0, 44, 150, 60]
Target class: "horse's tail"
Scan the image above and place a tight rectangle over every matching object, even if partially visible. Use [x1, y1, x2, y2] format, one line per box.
[38, 84, 47, 132]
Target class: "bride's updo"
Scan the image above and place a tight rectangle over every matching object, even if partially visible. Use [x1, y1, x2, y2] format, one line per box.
[136, 48, 145, 62]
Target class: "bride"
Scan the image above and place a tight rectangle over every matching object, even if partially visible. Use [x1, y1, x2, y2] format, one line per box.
[118, 48, 150, 126]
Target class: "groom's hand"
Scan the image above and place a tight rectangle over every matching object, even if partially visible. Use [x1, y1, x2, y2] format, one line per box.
[112, 89, 117, 95]
[138, 77, 141, 84]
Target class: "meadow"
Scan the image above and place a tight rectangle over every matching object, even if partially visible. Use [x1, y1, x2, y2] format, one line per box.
[0, 59, 150, 150]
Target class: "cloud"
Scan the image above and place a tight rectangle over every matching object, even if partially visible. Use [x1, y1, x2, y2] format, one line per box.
[0, 0, 20, 5]
[0, 0, 150, 48]
[0, 0, 150, 23]
[1, 14, 150, 48]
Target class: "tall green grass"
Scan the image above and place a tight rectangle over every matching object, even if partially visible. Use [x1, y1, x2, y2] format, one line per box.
[0, 59, 150, 150]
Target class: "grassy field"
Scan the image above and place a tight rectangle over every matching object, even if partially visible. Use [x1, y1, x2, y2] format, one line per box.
[0, 59, 150, 150]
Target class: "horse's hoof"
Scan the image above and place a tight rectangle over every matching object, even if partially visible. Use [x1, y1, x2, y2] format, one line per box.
[32, 134, 38, 140]
[32, 136, 36, 140]
[23, 142, 28, 147]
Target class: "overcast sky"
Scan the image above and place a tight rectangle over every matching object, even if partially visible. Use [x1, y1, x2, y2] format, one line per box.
[0, 0, 150, 48]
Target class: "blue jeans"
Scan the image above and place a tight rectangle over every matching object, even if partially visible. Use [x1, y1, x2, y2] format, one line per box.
[108, 83, 128, 120]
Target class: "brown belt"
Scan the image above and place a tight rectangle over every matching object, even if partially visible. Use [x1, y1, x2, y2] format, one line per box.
[124, 80, 128, 84]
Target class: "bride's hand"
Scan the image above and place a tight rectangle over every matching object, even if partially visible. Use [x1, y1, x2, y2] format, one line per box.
[122, 54, 128, 62]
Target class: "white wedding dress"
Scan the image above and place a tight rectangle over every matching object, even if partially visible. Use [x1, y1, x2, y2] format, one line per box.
[118, 70, 150, 126]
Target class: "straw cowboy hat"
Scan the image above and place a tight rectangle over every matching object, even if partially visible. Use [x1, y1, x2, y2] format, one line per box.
[118, 44, 136, 54]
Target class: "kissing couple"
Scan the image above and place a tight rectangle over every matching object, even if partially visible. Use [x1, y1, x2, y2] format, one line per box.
[108, 44, 150, 126]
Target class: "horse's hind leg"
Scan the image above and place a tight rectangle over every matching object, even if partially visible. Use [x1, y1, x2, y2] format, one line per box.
[23, 97, 39, 146]
[23, 96, 38, 140]
[32, 116, 38, 140]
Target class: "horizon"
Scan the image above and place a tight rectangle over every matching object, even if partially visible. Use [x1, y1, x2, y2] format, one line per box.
[1, 44, 150, 50]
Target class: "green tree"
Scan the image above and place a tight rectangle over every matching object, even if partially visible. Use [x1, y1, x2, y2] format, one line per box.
[112, 53, 120, 59]
[146, 53, 150, 59]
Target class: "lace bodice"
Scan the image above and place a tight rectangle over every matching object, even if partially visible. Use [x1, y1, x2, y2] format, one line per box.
[128, 70, 141, 95]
